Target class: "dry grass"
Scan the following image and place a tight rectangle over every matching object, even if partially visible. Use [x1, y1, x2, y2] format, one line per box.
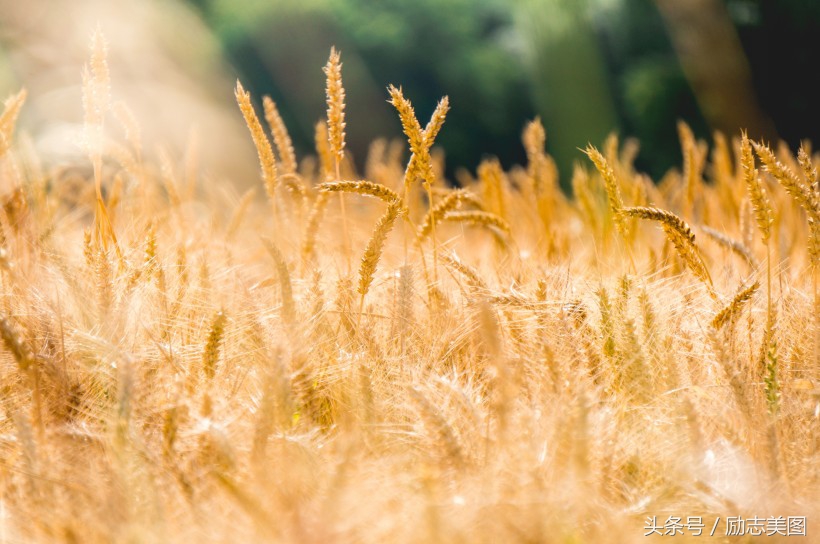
[0, 40, 818, 544]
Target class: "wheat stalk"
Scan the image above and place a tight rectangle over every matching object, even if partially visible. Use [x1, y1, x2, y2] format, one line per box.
[81, 28, 123, 261]
[226, 188, 257, 240]
[83, 27, 111, 200]
[112, 101, 142, 163]
[302, 191, 330, 265]
[739, 133, 775, 350]
[314, 120, 334, 181]
[754, 140, 820, 369]
[394, 264, 415, 355]
[323, 48, 351, 268]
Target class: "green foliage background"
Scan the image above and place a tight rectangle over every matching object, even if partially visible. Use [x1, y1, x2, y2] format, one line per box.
[188, 0, 819, 184]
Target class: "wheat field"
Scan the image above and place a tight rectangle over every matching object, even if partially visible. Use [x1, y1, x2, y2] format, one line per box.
[0, 33, 818, 543]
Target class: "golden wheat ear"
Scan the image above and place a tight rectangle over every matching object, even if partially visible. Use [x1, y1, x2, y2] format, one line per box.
[584, 144, 627, 238]
[357, 200, 404, 323]
[621, 206, 714, 292]
[712, 281, 759, 329]
[324, 47, 347, 167]
[235, 81, 279, 203]
[387, 85, 427, 190]
[262, 96, 297, 176]
[323, 48, 353, 268]
[82, 27, 111, 199]
[677, 120, 703, 217]
[0, 89, 27, 157]
[754, 140, 819, 221]
[740, 133, 773, 244]
[318, 180, 400, 204]
[80, 28, 124, 259]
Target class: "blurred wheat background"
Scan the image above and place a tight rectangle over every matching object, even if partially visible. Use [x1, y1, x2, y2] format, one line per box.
[3, 0, 820, 181]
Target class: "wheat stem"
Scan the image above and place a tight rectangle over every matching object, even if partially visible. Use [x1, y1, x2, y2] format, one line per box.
[324, 48, 351, 272]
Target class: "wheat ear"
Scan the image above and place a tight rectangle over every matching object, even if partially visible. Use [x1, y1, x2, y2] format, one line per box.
[0, 316, 35, 371]
[358, 200, 403, 320]
[418, 189, 478, 239]
[235, 81, 278, 209]
[740, 132, 774, 338]
[318, 180, 399, 203]
[0, 89, 27, 157]
[741, 134, 773, 243]
[81, 28, 122, 259]
[797, 144, 820, 370]
[303, 121, 334, 266]
[83, 27, 110, 202]
[753, 140, 819, 222]
[407, 386, 464, 465]
[478, 159, 507, 220]
[700, 225, 756, 268]
[262, 96, 297, 175]
[1, 316, 44, 438]
[712, 281, 759, 329]
[387, 85, 449, 278]
[441, 210, 511, 235]
[202, 310, 227, 380]
[323, 47, 351, 267]
[417, 97, 449, 281]
[261, 238, 295, 326]
[584, 145, 628, 238]
[324, 47, 346, 165]
[622, 206, 714, 291]
[677, 121, 700, 218]
[754, 140, 820, 369]
[522, 117, 547, 191]
[797, 144, 818, 198]
[440, 251, 487, 292]
[387, 85, 430, 189]
[314, 120, 334, 181]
